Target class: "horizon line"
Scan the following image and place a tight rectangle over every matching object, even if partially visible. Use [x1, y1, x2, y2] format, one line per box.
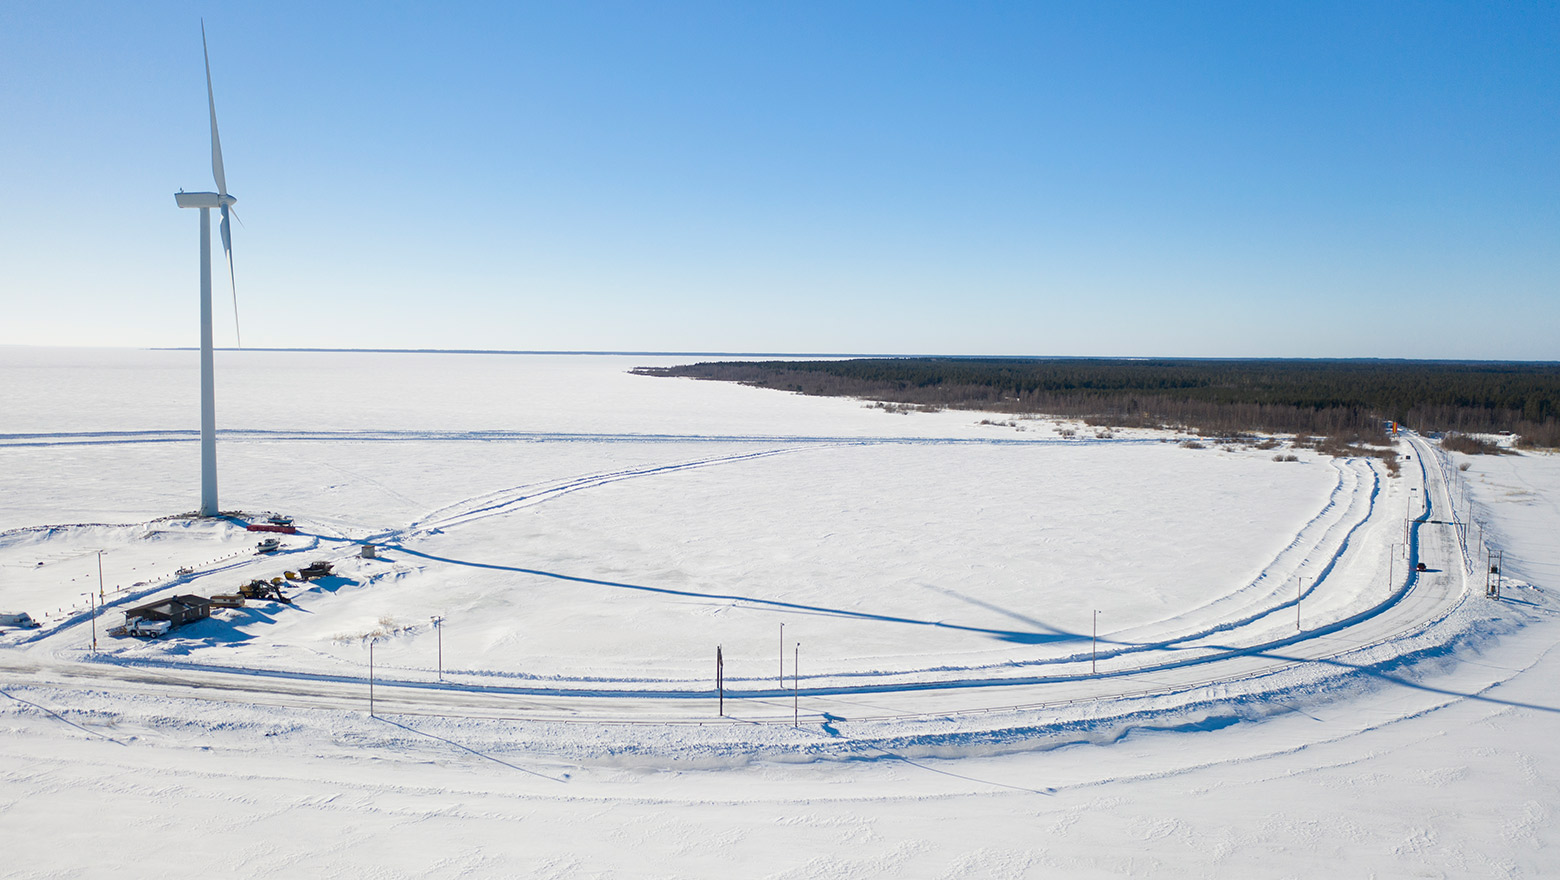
[145, 348, 1560, 364]
[2, 344, 1557, 364]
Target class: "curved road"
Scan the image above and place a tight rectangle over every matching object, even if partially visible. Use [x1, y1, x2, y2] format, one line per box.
[0, 434, 1481, 732]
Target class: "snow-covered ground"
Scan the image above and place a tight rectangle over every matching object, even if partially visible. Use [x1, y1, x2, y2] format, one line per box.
[2, 347, 1557, 877]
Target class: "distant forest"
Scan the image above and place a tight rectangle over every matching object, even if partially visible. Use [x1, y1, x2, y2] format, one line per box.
[633, 358, 1560, 448]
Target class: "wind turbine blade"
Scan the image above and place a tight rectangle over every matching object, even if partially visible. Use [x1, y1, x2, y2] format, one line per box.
[202, 21, 228, 195]
[221, 204, 242, 348]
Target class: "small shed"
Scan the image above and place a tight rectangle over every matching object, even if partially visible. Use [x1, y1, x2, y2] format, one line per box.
[123, 594, 212, 628]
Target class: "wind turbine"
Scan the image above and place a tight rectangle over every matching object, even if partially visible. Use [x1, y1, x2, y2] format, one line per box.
[174, 22, 241, 517]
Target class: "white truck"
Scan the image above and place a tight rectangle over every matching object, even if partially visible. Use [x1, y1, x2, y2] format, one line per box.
[125, 618, 171, 638]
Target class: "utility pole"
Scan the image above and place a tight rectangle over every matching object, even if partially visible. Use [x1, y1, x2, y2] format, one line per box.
[1297, 576, 1308, 631]
[779, 622, 785, 687]
[81, 592, 96, 653]
[431, 615, 444, 682]
[369, 638, 377, 717]
[97, 550, 105, 601]
[716, 645, 724, 717]
[793, 642, 799, 728]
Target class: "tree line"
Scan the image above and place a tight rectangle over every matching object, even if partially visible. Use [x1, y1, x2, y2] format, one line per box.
[633, 358, 1560, 448]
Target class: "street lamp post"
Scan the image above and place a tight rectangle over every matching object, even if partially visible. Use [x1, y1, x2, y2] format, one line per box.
[1297, 576, 1309, 631]
[793, 642, 799, 728]
[81, 592, 96, 653]
[431, 615, 444, 682]
[1493, 549, 1504, 599]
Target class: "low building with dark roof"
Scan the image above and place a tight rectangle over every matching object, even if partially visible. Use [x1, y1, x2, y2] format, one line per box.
[123, 594, 212, 628]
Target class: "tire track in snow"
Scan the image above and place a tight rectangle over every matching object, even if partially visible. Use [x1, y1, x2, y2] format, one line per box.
[395, 445, 826, 540]
[1100, 457, 1364, 644]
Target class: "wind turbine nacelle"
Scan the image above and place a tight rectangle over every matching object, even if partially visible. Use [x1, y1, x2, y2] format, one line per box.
[175, 191, 236, 209]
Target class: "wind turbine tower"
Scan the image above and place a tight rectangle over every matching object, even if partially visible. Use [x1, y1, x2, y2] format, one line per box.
[174, 23, 241, 517]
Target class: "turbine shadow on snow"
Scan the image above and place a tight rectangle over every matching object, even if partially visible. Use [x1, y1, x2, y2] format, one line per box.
[1228, 644, 1560, 716]
[385, 545, 1076, 645]
[918, 582, 1070, 638]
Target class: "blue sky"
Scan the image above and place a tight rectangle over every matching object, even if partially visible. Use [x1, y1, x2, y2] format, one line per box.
[2, 1, 1557, 357]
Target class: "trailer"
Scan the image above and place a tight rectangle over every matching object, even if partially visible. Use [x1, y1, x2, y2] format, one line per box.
[0, 612, 39, 629]
[247, 523, 297, 535]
